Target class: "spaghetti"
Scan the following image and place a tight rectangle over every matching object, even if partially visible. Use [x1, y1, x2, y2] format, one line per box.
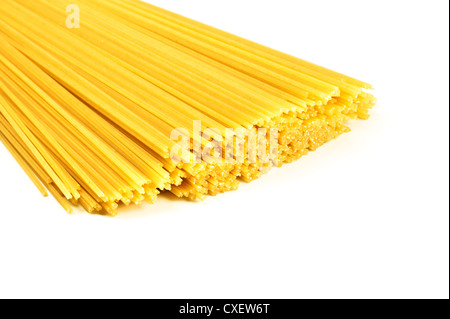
[0, 0, 376, 215]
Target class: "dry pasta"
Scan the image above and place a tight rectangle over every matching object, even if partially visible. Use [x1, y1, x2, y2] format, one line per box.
[0, 0, 376, 215]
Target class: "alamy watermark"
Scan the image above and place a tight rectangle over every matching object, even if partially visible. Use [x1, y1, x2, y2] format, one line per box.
[66, 4, 80, 29]
[170, 121, 279, 166]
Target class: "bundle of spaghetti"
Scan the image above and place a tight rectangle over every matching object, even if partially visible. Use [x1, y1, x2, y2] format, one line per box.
[0, 0, 376, 214]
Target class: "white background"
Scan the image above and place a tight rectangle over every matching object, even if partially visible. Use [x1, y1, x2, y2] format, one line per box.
[0, 0, 448, 299]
